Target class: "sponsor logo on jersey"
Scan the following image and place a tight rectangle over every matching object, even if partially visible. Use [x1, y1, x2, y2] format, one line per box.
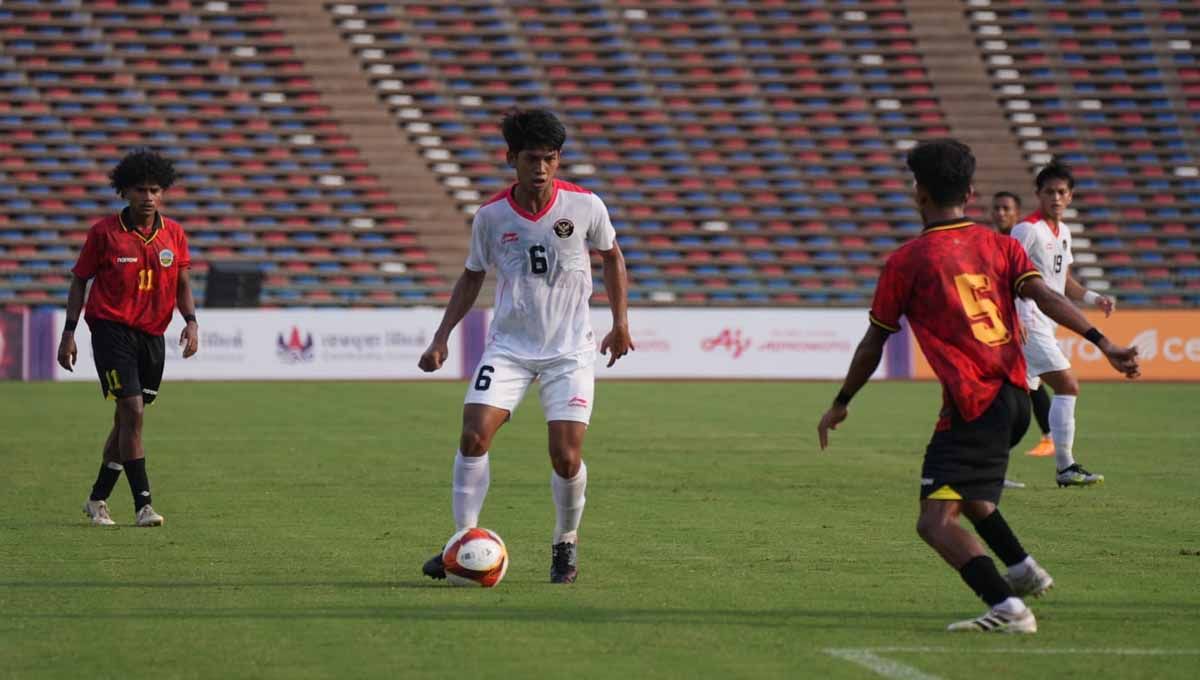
[276, 326, 315, 363]
[501, 232, 519, 244]
[568, 396, 589, 408]
[159, 248, 175, 267]
[116, 256, 139, 263]
[553, 219, 575, 238]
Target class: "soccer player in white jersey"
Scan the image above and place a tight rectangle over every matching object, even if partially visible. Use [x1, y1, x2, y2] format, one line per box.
[992, 191, 1055, 462]
[1010, 160, 1115, 487]
[417, 109, 634, 584]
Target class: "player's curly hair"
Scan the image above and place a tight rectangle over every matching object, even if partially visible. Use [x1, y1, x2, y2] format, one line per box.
[1035, 158, 1075, 191]
[906, 139, 975, 208]
[501, 109, 566, 153]
[109, 148, 177, 193]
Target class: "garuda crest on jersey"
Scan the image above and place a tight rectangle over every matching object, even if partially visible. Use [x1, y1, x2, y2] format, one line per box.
[553, 219, 574, 238]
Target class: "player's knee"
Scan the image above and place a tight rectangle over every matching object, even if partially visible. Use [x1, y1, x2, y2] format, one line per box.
[916, 512, 950, 543]
[116, 398, 144, 429]
[1046, 371, 1079, 396]
[549, 450, 581, 478]
[961, 500, 994, 522]
[459, 428, 492, 456]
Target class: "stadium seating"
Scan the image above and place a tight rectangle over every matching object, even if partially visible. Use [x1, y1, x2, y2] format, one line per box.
[327, 0, 952, 306]
[0, 0, 449, 307]
[967, 0, 1200, 307]
[1, 0, 1195, 308]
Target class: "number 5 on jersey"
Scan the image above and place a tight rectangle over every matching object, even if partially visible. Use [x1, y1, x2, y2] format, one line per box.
[953, 273, 1010, 346]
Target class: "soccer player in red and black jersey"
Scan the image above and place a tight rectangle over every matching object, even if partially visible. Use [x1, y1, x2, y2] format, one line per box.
[57, 149, 199, 527]
[817, 140, 1139, 633]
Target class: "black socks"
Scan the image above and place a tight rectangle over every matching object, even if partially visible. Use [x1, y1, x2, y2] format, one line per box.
[89, 462, 122, 502]
[123, 458, 152, 511]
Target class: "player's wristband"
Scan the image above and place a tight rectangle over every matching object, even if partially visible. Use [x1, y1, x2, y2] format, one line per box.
[183, 314, 197, 323]
[1082, 290, 1101, 305]
[1083, 328, 1105, 346]
[64, 319, 77, 332]
[834, 390, 853, 407]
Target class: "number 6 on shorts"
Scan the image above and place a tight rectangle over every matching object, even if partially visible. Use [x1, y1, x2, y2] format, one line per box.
[474, 365, 494, 391]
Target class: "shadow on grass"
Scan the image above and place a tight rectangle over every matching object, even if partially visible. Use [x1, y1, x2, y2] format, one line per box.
[0, 581, 947, 628]
[0, 580, 438, 590]
[0, 603, 944, 629]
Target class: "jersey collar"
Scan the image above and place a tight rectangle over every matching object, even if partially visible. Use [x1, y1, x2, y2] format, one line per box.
[921, 218, 973, 235]
[118, 209, 163, 245]
[505, 181, 560, 222]
[1022, 209, 1060, 237]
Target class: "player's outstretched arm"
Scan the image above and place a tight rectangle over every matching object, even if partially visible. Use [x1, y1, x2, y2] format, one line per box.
[1022, 276, 1138, 378]
[818, 324, 889, 450]
[176, 269, 199, 358]
[598, 243, 634, 368]
[419, 268, 485, 373]
[56, 274, 87, 372]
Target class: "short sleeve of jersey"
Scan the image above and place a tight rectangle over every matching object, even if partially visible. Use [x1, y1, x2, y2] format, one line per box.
[175, 225, 192, 269]
[1004, 236, 1042, 296]
[71, 223, 103, 280]
[868, 253, 910, 333]
[586, 195, 616, 251]
[1009, 222, 1039, 260]
[464, 210, 490, 272]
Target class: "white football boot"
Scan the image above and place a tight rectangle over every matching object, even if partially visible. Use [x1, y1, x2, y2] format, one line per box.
[1005, 561, 1054, 599]
[948, 604, 1037, 633]
[83, 499, 116, 526]
[135, 505, 164, 527]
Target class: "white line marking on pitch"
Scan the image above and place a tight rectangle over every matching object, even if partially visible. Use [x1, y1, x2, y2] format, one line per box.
[866, 647, 1200, 656]
[824, 647, 1200, 679]
[825, 649, 944, 680]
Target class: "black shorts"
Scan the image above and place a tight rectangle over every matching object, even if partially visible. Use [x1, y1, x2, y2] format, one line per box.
[919, 382, 1031, 504]
[89, 318, 165, 405]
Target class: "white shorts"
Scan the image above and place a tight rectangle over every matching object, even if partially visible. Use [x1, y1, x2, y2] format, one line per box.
[1022, 325, 1071, 390]
[464, 348, 596, 424]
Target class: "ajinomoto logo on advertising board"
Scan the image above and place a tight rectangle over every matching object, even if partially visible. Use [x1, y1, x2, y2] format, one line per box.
[912, 310, 1200, 381]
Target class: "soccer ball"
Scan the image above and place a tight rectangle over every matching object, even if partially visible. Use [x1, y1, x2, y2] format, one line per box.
[442, 527, 509, 587]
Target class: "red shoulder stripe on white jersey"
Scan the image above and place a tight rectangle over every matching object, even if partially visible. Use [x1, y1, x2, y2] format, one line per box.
[554, 178, 592, 195]
[1019, 210, 1044, 225]
[480, 186, 512, 208]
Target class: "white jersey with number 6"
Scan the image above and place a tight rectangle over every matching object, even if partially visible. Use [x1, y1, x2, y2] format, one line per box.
[466, 179, 616, 361]
[1010, 211, 1074, 334]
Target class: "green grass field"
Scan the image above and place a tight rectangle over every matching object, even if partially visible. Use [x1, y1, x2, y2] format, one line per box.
[1, 380, 1198, 679]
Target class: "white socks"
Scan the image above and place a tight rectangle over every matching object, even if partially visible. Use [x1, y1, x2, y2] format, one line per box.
[996, 597, 1028, 614]
[1050, 395, 1077, 471]
[1007, 555, 1037, 578]
[551, 461, 587, 545]
[452, 452, 586, 543]
[452, 451, 490, 530]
